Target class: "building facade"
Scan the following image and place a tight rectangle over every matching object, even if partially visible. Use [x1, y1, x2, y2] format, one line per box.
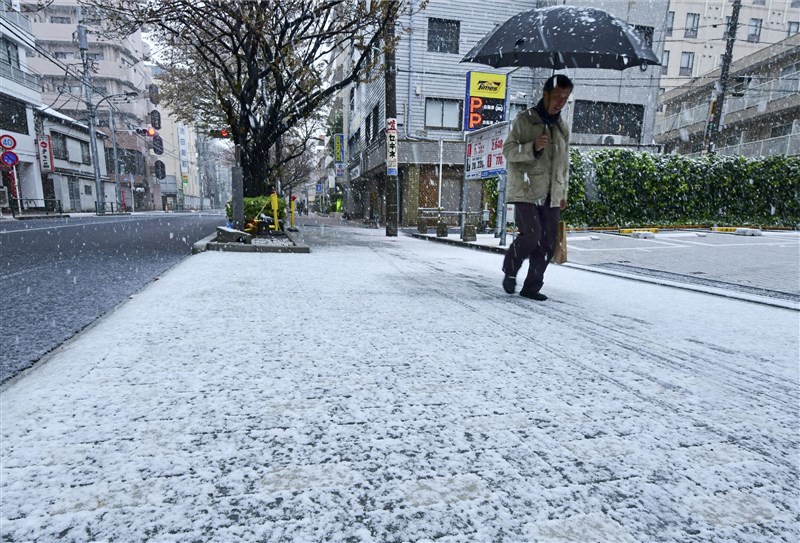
[21, 0, 175, 211]
[656, 32, 799, 157]
[661, 0, 800, 94]
[1, 0, 43, 212]
[338, 0, 668, 227]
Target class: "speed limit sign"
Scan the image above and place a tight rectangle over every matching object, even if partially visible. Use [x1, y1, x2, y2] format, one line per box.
[0, 134, 17, 150]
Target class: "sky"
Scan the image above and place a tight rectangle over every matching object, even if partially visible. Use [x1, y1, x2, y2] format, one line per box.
[1, 225, 798, 542]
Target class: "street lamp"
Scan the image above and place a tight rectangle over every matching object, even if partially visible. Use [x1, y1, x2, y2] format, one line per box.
[95, 91, 138, 212]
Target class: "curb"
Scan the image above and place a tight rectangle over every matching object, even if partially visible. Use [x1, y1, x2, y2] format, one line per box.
[408, 232, 799, 311]
[410, 232, 506, 255]
[192, 229, 310, 254]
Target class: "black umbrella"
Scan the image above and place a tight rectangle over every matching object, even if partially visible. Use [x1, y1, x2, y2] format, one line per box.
[461, 5, 660, 71]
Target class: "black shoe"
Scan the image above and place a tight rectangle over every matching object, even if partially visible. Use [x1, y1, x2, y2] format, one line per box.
[502, 276, 516, 294]
[519, 290, 547, 301]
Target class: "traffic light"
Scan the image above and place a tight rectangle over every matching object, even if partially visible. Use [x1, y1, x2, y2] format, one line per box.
[154, 160, 166, 179]
[135, 127, 157, 136]
[152, 135, 164, 155]
[208, 128, 230, 138]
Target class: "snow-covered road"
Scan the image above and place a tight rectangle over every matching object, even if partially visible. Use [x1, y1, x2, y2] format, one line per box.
[2, 225, 798, 542]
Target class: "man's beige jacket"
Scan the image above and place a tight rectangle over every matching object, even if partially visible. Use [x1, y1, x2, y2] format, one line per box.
[502, 108, 570, 207]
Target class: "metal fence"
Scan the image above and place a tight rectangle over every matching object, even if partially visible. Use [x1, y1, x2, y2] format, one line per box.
[9, 198, 63, 218]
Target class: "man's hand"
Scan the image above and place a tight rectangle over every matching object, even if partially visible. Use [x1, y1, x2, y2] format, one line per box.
[534, 132, 550, 153]
[560, 199, 567, 210]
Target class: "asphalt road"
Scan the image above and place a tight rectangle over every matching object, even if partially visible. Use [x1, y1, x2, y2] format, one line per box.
[0, 211, 226, 383]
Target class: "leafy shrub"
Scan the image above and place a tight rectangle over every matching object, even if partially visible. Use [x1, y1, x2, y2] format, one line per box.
[564, 150, 799, 228]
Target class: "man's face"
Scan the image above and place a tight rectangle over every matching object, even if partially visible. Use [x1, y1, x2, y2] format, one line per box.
[544, 86, 572, 115]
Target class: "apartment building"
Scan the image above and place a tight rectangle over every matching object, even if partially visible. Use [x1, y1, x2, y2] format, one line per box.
[661, 0, 800, 93]
[21, 0, 165, 211]
[656, 32, 799, 156]
[337, 0, 668, 226]
[0, 0, 42, 211]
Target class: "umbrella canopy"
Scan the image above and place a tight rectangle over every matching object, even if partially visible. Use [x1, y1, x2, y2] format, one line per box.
[461, 5, 660, 71]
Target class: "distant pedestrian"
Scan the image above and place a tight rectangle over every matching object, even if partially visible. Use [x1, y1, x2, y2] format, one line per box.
[501, 74, 573, 301]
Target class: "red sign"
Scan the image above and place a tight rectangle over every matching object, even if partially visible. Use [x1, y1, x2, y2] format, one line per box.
[38, 135, 54, 172]
[0, 134, 16, 150]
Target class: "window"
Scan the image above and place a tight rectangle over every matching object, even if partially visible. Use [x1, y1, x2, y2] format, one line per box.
[0, 94, 28, 133]
[87, 53, 104, 61]
[634, 25, 654, 48]
[348, 129, 360, 158]
[753, 0, 765, 5]
[661, 50, 670, 75]
[50, 16, 71, 24]
[685, 13, 699, 38]
[789, 22, 799, 37]
[84, 184, 93, 196]
[365, 112, 372, 143]
[427, 18, 460, 54]
[573, 100, 644, 140]
[81, 141, 92, 165]
[425, 98, 461, 129]
[507, 103, 527, 122]
[666, 11, 674, 37]
[792, 0, 800, 8]
[724, 16, 732, 38]
[770, 124, 792, 138]
[680, 51, 695, 77]
[51, 133, 68, 160]
[348, 87, 356, 113]
[1, 37, 20, 69]
[371, 105, 380, 141]
[54, 51, 75, 60]
[748, 18, 762, 42]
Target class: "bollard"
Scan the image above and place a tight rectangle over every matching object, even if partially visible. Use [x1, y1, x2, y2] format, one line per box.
[290, 196, 296, 229]
[418, 217, 428, 234]
[436, 218, 448, 238]
[270, 191, 279, 230]
[552, 221, 567, 264]
[461, 223, 477, 242]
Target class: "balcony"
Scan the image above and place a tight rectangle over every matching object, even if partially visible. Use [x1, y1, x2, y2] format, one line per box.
[0, 60, 40, 91]
[656, 75, 800, 136]
[693, 133, 800, 158]
[0, 5, 32, 34]
[726, 76, 800, 115]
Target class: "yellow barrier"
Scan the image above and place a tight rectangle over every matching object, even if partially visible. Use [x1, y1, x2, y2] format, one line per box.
[290, 197, 295, 229]
[619, 228, 659, 235]
[711, 227, 739, 232]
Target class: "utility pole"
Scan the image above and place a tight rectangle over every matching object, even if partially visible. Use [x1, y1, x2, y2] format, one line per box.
[78, 24, 105, 213]
[384, 2, 399, 236]
[109, 106, 120, 211]
[705, 0, 741, 153]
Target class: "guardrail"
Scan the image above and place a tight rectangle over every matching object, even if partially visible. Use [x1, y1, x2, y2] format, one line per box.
[9, 198, 63, 218]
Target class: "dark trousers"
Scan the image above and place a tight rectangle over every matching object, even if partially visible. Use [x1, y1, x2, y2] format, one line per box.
[502, 201, 561, 293]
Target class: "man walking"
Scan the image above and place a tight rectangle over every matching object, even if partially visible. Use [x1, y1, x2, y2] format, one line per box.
[501, 74, 573, 301]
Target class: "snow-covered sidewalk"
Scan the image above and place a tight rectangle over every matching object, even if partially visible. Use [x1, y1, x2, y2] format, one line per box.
[2, 225, 798, 542]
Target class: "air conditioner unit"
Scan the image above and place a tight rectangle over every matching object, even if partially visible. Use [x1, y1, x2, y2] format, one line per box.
[600, 134, 623, 145]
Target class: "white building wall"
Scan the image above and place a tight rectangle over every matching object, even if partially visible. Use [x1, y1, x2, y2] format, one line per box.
[1, 0, 44, 206]
[662, 0, 800, 93]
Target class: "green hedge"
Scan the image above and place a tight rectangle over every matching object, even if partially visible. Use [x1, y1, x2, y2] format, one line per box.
[225, 196, 287, 224]
[562, 150, 800, 228]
